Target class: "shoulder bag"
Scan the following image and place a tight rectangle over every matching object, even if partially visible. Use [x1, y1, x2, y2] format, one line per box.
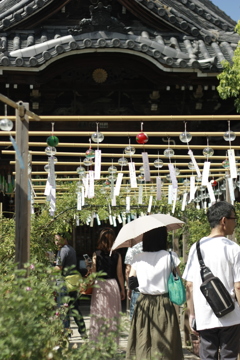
[167, 250, 186, 305]
[196, 240, 234, 318]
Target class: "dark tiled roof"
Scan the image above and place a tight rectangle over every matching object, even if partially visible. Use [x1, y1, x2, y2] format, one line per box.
[0, 0, 238, 72]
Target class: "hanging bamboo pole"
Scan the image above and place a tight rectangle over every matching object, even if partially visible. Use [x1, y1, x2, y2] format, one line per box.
[1, 141, 240, 150]
[1, 114, 240, 121]
[2, 150, 239, 160]
[1, 130, 240, 137]
[9, 160, 238, 169]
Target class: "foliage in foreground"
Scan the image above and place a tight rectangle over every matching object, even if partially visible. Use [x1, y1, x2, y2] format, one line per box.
[0, 260, 126, 360]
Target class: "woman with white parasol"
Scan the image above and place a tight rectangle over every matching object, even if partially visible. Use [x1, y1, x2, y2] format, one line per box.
[113, 215, 185, 360]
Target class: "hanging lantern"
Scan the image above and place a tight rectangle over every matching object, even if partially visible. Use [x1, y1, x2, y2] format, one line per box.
[136, 122, 148, 144]
[179, 122, 192, 143]
[222, 159, 229, 169]
[136, 132, 148, 144]
[124, 146, 135, 155]
[118, 157, 128, 166]
[91, 123, 104, 143]
[0, 118, 13, 131]
[83, 158, 93, 166]
[210, 179, 218, 187]
[179, 131, 192, 143]
[154, 159, 163, 168]
[46, 135, 59, 147]
[45, 146, 57, 156]
[163, 148, 174, 157]
[85, 148, 95, 158]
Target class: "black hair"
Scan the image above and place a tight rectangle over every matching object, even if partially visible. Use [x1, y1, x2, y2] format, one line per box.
[142, 226, 168, 252]
[207, 201, 236, 228]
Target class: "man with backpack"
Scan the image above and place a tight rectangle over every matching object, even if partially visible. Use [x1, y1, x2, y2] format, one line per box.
[183, 201, 240, 359]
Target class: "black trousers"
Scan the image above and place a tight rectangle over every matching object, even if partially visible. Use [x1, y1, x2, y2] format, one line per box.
[199, 324, 240, 360]
[68, 291, 86, 336]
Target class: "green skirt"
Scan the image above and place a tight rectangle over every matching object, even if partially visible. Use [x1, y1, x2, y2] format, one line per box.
[126, 293, 184, 360]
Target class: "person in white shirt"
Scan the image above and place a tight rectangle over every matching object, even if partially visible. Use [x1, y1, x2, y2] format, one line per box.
[183, 201, 240, 360]
[125, 226, 183, 360]
[124, 242, 143, 320]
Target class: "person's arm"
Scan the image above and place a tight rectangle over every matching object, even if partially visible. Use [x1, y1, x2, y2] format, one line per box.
[90, 252, 97, 273]
[129, 267, 136, 278]
[117, 254, 125, 300]
[125, 264, 132, 300]
[175, 265, 182, 277]
[186, 281, 199, 335]
[234, 281, 240, 305]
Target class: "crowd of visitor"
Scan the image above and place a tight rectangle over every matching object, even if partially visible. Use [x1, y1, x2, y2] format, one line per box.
[55, 200, 240, 360]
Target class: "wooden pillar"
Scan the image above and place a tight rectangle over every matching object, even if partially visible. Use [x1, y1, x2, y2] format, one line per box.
[15, 102, 30, 268]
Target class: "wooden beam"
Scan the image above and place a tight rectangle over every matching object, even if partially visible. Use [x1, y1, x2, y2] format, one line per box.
[1, 114, 240, 121]
[0, 94, 41, 121]
[15, 102, 30, 268]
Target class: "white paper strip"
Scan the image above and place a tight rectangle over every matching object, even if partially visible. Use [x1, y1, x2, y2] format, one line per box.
[168, 163, 178, 189]
[168, 184, 173, 204]
[94, 150, 101, 179]
[147, 195, 153, 213]
[117, 214, 122, 224]
[114, 172, 123, 196]
[88, 171, 94, 198]
[77, 192, 82, 210]
[49, 157, 56, 188]
[227, 178, 235, 203]
[122, 213, 126, 226]
[126, 196, 131, 211]
[181, 192, 188, 211]
[189, 176, 196, 201]
[44, 177, 51, 196]
[90, 214, 94, 227]
[188, 150, 201, 178]
[111, 196, 116, 206]
[112, 215, 117, 227]
[128, 162, 138, 188]
[81, 186, 85, 206]
[49, 188, 56, 216]
[202, 161, 211, 186]
[156, 176, 162, 200]
[96, 214, 101, 226]
[172, 188, 178, 213]
[83, 174, 89, 197]
[138, 184, 143, 204]
[207, 182, 216, 204]
[142, 152, 151, 182]
[109, 214, 113, 225]
[228, 149, 237, 179]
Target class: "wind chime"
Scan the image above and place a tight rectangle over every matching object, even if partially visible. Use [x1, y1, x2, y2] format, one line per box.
[44, 123, 59, 216]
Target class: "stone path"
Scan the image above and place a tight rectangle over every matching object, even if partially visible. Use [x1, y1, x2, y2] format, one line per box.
[69, 299, 200, 359]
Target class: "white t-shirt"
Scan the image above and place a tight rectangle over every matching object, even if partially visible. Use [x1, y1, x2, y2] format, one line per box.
[131, 250, 180, 295]
[183, 236, 240, 330]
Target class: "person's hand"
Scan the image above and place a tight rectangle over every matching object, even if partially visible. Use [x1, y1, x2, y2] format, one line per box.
[127, 289, 132, 300]
[189, 314, 199, 336]
[120, 289, 126, 301]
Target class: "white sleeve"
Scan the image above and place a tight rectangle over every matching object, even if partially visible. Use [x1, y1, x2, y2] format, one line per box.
[182, 244, 195, 281]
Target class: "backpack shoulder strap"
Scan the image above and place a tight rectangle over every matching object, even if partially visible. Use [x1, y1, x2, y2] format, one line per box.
[196, 240, 205, 268]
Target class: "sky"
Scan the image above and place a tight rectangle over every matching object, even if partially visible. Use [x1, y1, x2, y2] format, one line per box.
[211, 0, 240, 22]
